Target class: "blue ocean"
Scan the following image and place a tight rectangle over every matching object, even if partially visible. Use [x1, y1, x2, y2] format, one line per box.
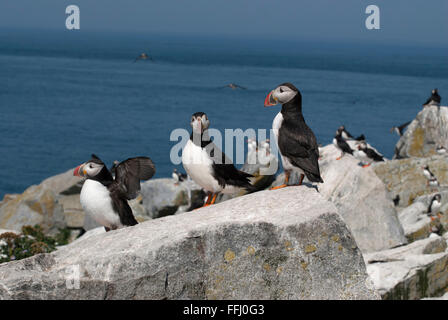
[1, 29, 447, 197]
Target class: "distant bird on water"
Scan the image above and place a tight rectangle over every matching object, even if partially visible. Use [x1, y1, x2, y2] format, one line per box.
[423, 88, 441, 107]
[221, 83, 247, 90]
[134, 52, 153, 63]
[390, 121, 411, 137]
[264, 83, 323, 188]
[74, 154, 156, 231]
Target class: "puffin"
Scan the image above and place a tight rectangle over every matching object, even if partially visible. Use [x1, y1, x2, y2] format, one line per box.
[221, 83, 247, 90]
[393, 195, 400, 206]
[427, 194, 442, 220]
[264, 83, 323, 188]
[182, 112, 255, 206]
[422, 165, 437, 181]
[423, 88, 441, 107]
[356, 142, 384, 167]
[333, 128, 354, 160]
[390, 121, 411, 137]
[134, 52, 153, 63]
[436, 145, 447, 155]
[338, 125, 365, 141]
[74, 154, 156, 231]
[172, 168, 187, 185]
[241, 138, 259, 173]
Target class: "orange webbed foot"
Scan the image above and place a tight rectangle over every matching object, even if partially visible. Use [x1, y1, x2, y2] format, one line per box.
[270, 184, 287, 190]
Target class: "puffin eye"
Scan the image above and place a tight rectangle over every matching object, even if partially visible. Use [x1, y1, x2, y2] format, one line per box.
[279, 87, 284, 93]
[89, 164, 93, 169]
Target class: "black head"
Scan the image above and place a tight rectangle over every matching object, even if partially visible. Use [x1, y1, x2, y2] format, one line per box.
[73, 154, 113, 182]
[190, 112, 210, 134]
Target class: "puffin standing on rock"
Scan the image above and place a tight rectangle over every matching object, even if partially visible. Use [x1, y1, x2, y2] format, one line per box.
[356, 142, 384, 167]
[74, 154, 156, 231]
[333, 128, 354, 160]
[264, 83, 323, 188]
[427, 194, 442, 220]
[423, 89, 441, 107]
[182, 112, 255, 207]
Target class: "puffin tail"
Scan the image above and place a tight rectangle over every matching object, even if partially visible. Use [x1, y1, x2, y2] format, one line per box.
[306, 172, 324, 184]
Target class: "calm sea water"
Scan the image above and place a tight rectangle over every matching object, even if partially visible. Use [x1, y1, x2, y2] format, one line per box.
[0, 30, 447, 197]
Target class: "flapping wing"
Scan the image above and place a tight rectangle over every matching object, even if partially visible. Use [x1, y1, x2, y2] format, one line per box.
[114, 156, 156, 199]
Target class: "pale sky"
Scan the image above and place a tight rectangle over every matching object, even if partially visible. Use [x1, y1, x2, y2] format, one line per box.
[0, 0, 447, 47]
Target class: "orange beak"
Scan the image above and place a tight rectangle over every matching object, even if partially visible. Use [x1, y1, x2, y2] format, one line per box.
[73, 164, 84, 177]
[264, 90, 277, 107]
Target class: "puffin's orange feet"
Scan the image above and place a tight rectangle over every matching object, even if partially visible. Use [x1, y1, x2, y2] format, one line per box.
[430, 216, 436, 221]
[336, 157, 342, 160]
[362, 164, 371, 168]
[270, 184, 287, 190]
[209, 194, 218, 205]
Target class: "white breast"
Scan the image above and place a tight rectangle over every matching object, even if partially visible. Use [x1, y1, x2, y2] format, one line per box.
[80, 179, 122, 229]
[182, 140, 225, 193]
[356, 150, 370, 163]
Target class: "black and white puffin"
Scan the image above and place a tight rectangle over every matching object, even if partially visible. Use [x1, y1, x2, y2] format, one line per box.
[422, 165, 436, 181]
[356, 141, 384, 168]
[264, 83, 323, 188]
[182, 112, 255, 207]
[423, 88, 441, 107]
[172, 168, 187, 185]
[74, 154, 155, 231]
[427, 194, 442, 220]
[333, 128, 354, 160]
[338, 125, 365, 141]
[390, 121, 411, 137]
[436, 145, 447, 155]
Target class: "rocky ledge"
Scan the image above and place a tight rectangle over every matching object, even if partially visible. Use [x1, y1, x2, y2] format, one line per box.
[0, 187, 379, 300]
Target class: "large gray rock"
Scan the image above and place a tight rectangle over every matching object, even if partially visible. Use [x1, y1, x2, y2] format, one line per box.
[397, 202, 439, 242]
[365, 235, 448, 300]
[394, 105, 448, 159]
[140, 178, 203, 219]
[0, 187, 379, 300]
[0, 185, 65, 234]
[318, 144, 407, 253]
[374, 155, 448, 208]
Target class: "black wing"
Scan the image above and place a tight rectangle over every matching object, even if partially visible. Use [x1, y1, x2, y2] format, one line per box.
[398, 121, 411, 131]
[278, 122, 323, 183]
[336, 136, 354, 155]
[343, 129, 354, 139]
[114, 156, 156, 200]
[205, 142, 255, 192]
[365, 148, 384, 162]
[107, 183, 139, 226]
